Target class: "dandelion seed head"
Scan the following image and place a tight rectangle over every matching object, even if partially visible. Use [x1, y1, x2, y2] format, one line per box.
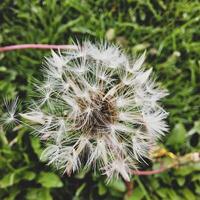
[21, 41, 168, 181]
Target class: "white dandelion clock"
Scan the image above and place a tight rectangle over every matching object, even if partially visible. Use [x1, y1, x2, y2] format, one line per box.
[21, 41, 168, 181]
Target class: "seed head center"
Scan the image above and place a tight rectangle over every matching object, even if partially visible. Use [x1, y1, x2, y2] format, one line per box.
[76, 92, 117, 134]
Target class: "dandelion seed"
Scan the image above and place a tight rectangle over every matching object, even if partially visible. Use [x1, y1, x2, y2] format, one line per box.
[0, 97, 19, 128]
[21, 41, 168, 181]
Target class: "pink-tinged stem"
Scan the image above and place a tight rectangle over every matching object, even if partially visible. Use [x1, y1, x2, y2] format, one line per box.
[132, 167, 166, 175]
[0, 44, 77, 52]
[131, 152, 200, 175]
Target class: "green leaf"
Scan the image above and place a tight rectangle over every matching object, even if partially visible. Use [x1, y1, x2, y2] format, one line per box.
[22, 171, 36, 181]
[192, 174, 200, 181]
[75, 183, 86, 197]
[98, 182, 107, 196]
[0, 173, 15, 188]
[177, 177, 185, 186]
[125, 187, 144, 200]
[195, 183, 200, 195]
[110, 189, 123, 198]
[26, 188, 52, 200]
[37, 172, 63, 188]
[157, 188, 168, 198]
[30, 136, 43, 157]
[0, 169, 36, 189]
[157, 188, 181, 200]
[4, 188, 20, 200]
[174, 163, 200, 176]
[150, 179, 159, 189]
[174, 166, 194, 176]
[167, 189, 181, 200]
[188, 120, 200, 135]
[108, 179, 126, 192]
[166, 123, 187, 150]
[0, 66, 7, 72]
[182, 188, 196, 200]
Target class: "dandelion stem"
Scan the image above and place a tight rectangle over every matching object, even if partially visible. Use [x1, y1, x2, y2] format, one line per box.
[125, 181, 133, 197]
[0, 44, 77, 52]
[131, 167, 166, 175]
[131, 152, 200, 175]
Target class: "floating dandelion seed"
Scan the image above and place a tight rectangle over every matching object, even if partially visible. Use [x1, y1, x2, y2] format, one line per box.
[0, 97, 19, 128]
[21, 41, 168, 182]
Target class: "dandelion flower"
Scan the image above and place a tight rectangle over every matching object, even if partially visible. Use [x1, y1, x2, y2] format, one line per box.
[21, 41, 168, 182]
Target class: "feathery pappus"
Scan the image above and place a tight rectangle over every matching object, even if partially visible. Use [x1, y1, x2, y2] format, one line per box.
[18, 41, 168, 182]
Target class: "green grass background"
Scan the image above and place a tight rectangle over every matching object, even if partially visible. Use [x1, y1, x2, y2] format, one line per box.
[0, 0, 200, 199]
